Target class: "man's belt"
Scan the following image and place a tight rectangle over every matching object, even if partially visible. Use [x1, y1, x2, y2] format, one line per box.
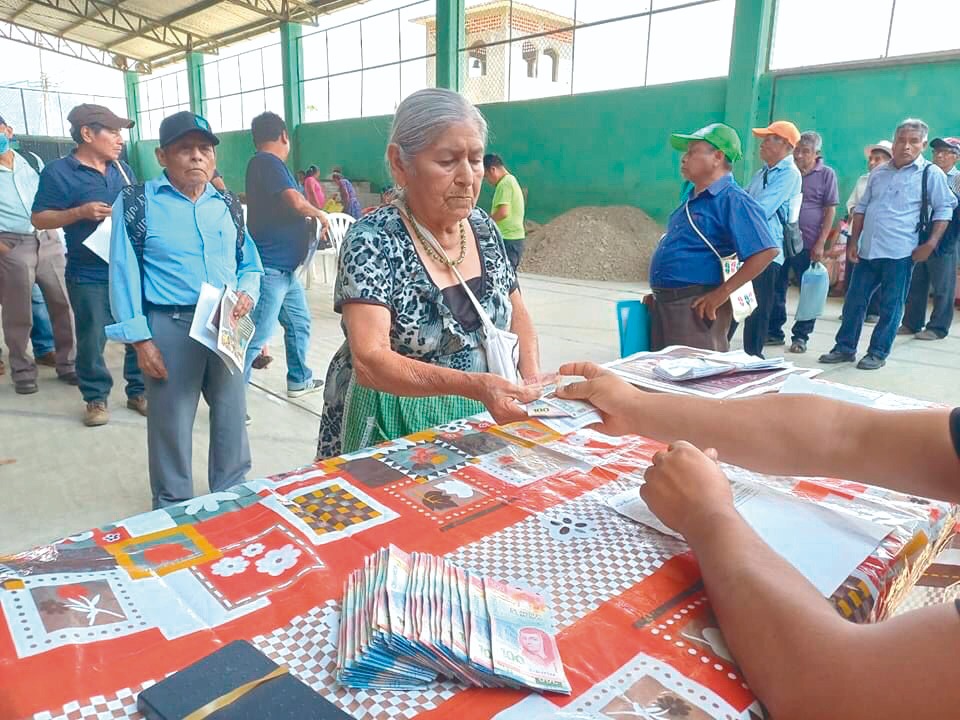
[145, 302, 197, 314]
[651, 284, 715, 302]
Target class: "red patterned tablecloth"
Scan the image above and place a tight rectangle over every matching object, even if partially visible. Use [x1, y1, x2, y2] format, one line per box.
[1, 416, 955, 720]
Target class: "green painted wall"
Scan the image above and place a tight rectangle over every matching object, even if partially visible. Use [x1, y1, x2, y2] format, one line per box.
[131, 130, 255, 189]
[767, 57, 960, 212]
[294, 78, 728, 225]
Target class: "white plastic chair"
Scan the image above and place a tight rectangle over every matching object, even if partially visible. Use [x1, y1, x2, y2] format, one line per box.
[303, 212, 355, 287]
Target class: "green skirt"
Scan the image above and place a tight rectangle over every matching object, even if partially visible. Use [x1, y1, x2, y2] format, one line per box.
[340, 375, 486, 453]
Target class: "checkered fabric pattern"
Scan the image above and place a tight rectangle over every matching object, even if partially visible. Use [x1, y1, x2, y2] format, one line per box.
[33, 681, 155, 719]
[893, 583, 960, 616]
[252, 600, 459, 719]
[290, 483, 383, 536]
[447, 480, 684, 629]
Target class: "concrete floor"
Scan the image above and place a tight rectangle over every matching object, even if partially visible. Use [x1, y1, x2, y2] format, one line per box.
[2, 272, 958, 555]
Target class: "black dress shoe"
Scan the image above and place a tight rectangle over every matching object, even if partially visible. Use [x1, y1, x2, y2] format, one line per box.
[15, 380, 38, 394]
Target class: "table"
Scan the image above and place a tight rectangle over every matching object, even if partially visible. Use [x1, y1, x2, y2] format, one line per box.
[1, 416, 955, 720]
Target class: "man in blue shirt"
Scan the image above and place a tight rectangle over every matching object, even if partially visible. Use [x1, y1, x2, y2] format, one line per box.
[107, 111, 263, 508]
[820, 119, 957, 370]
[743, 121, 803, 358]
[243, 111, 328, 400]
[649, 123, 777, 351]
[0, 113, 76, 394]
[31, 104, 145, 426]
[901, 136, 960, 341]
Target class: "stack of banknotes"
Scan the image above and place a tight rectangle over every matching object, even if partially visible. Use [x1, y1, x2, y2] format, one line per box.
[336, 545, 571, 694]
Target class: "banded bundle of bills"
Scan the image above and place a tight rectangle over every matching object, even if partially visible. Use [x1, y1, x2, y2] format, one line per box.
[336, 545, 571, 694]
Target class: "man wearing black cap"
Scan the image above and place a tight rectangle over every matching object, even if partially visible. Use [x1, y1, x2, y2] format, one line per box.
[0, 113, 77, 394]
[106, 110, 263, 508]
[31, 103, 145, 426]
[901, 136, 960, 340]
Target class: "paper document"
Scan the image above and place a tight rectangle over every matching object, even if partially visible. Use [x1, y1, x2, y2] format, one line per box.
[81, 217, 112, 263]
[607, 479, 890, 596]
[653, 352, 786, 382]
[188, 282, 255, 373]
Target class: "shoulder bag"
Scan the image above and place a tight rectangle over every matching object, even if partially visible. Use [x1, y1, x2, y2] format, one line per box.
[685, 202, 757, 323]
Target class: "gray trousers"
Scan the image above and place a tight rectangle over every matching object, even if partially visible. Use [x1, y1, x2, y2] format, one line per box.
[0, 231, 76, 382]
[650, 285, 732, 352]
[146, 309, 251, 509]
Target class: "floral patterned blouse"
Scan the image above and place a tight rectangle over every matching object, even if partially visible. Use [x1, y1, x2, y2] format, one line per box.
[316, 204, 519, 459]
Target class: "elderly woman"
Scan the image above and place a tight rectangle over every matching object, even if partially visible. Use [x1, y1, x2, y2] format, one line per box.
[316, 89, 541, 459]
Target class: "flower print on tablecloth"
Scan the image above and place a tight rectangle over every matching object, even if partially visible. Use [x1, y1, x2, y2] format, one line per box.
[210, 556, 249, 578]
[256, 544, 302, 577]
[162, 486, 261, 526]
[541, 513, 597, 542]
[0, 570, 146, 658]
[190, 525, 322, 611]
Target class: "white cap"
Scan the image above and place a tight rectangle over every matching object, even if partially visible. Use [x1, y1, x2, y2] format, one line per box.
[864, 140, 893, 159]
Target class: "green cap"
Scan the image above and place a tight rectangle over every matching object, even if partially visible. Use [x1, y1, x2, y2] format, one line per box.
[670, 122, 743, 163]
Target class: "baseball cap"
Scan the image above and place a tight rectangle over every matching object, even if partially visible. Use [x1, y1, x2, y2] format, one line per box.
[930, 137, 960, 154]
[67, 103, 134, 131]
[670, 123, 743, 163]
[158, 111, 219, 149]
[752, 120, 801, 147]
[864, 140, 893, 159]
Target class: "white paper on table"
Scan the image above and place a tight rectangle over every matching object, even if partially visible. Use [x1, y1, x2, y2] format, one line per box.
[779, 373, 881, 406]
[607, 481, 890, 596]
[189, 282, 223, 354]
[81, 217, 112, 263]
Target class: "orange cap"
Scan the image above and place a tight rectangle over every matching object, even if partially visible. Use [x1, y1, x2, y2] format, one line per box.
[752, 120, 801, 147]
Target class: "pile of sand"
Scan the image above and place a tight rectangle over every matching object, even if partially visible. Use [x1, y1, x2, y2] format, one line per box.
[521, 206, 664, 282]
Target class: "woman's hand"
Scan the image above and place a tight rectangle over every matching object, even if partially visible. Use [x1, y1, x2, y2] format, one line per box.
[555, 361, 641, 436]
[476, 374, 541, 425]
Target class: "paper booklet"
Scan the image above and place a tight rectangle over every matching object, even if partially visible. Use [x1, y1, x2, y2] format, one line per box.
[189, 282, 256, 373]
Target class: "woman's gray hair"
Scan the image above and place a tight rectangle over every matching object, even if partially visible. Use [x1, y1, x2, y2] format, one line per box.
[798, 131, 822, 154]
[386, 88, 488, 169]
[895, 118, 929, 141]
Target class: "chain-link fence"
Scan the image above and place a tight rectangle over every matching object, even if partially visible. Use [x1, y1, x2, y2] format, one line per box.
[0, 85, 127, 137]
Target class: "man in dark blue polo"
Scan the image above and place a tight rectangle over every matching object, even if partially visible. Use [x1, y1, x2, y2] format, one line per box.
[31, 104, 145, 426]
[649, 124, 777, 351]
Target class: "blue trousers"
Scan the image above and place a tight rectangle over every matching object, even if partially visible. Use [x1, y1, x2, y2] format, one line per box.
[902, 247, 957, 338]
[243, 267, 314, 391]
[66, 280, 144, 403]
[30, 284, 56, 356]
[832, 257, 914, 359]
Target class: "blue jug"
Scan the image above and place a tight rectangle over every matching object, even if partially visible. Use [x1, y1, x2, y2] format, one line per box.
[796, 262, 829, 322]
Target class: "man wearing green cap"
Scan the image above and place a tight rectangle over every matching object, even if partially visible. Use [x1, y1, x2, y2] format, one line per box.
[648, 124, 776, 351]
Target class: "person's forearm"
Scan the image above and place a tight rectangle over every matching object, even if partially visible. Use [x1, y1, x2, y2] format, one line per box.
[816, 206, 837, 245]
[922, 220, 949, 248]
[510, 296, 540, 379]
[491, 206, 509, 222]
[353, 346, 483, 401]
[719, 248, 776, 295]
[616, 391, 959, 501]
[32, 208, 80, 230]
[285, 191, 324, 219]
[848, 213, 865, 245]
[685, 511, 858, 719]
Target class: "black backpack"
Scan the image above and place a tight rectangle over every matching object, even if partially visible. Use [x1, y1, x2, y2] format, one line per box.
[120, 183, 246, 299]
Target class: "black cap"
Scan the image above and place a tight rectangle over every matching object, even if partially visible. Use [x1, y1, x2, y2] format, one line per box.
[67, 103, 134, 130]
[930, 137, 960, 154]
[158, 111, 219, 149]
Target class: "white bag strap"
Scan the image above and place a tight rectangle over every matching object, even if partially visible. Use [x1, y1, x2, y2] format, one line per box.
[113, 160, 132, 186]
[395, 202, 497, 333]
[685, 201, 724, 262]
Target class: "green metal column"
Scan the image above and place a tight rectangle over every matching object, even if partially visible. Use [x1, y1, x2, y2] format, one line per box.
[724, 0, 775, 183]
[435, 0, 465, 91]
[280, 21, 305, 171]
[186, 51, 205, 117]
[123, 70, 142, 179]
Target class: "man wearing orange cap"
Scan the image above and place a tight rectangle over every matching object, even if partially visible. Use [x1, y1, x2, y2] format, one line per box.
[741, 121, 803, 358]
[901, 136, 959, 340]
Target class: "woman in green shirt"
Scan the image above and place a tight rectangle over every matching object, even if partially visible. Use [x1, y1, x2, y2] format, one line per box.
[316, 89, 542, 459]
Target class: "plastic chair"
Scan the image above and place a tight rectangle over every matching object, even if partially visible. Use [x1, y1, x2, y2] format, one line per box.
[303, 212, 355, 288]
[616, 299, 650, 358]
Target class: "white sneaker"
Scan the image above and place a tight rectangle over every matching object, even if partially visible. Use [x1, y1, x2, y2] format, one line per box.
[287, 379, 324, 399]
